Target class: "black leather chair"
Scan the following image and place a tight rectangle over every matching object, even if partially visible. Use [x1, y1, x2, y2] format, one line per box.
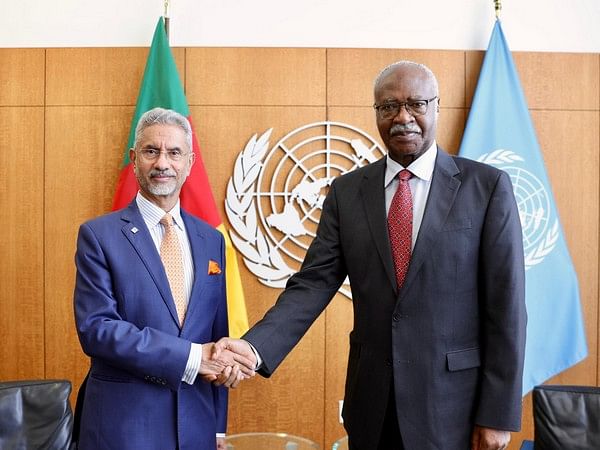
[0, 380, 73, 450]
[533, 384, 600, 450]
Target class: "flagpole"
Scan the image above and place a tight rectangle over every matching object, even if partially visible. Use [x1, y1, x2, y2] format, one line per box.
[494, 0, 502, 19]
[163, 0, 170, 41]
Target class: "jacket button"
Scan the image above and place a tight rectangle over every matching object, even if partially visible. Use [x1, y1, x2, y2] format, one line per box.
[386, 358, 392, 366]
[392, 313, 400, 322]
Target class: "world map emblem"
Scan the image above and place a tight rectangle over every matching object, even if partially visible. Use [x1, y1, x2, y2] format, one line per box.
[225, 121, 385, 298]
[477, 149, 558, 269]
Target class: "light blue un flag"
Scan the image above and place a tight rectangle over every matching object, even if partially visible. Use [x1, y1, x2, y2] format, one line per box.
[458, 20, 587, 394]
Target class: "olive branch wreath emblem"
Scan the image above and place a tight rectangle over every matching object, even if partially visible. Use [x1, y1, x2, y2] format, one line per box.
[477, 149, 558, 270]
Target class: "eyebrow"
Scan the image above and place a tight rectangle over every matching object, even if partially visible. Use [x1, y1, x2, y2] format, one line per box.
[141, 144, 184, 151]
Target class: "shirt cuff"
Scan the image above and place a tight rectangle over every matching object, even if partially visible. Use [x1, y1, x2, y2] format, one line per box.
[246, 340, 263, 370]
[216, 433, 226, 438]
[182, 342, 202, 385]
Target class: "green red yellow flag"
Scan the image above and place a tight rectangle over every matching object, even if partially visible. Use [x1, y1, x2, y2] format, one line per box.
[112, 17, 249, 337]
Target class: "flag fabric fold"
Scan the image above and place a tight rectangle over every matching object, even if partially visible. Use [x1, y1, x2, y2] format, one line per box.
[112, 17, 249, 337]
[458, 20, 587, 394]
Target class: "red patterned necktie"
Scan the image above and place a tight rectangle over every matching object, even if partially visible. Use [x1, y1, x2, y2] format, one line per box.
[388, 169, 413, 290]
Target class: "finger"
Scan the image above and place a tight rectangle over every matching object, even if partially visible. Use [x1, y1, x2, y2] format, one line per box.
[229, 351, 257, 373]
[224, 365, 241, 388]
[200, 373, 217, 383]
[211, 340, 224, 359]
[232, 368, 245, 388]
[213, 366, 232, 387]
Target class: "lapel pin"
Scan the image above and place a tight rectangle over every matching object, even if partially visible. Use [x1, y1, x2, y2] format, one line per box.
[131, 227, 139, 234]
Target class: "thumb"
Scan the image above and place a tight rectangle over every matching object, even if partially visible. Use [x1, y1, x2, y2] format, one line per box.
[211, 339, 227, 359]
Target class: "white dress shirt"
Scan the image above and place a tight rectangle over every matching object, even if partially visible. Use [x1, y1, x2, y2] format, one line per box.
[384, 141, 437, 249]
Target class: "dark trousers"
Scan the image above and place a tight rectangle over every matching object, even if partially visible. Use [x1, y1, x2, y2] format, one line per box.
[349, 385, 404, 450]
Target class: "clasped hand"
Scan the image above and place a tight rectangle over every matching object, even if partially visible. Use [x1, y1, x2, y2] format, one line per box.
[199, 338, 257, 388]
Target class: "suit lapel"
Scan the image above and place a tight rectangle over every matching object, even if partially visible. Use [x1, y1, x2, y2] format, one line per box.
[400, 149, 461, 296]
[120, 201, 181, 326]
[180, 211, 207, 326]
[360, 158, 398, 290]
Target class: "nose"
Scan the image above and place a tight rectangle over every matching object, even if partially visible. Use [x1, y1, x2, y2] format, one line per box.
[153, 150, 171, 169]
[392, 104, 415, 123]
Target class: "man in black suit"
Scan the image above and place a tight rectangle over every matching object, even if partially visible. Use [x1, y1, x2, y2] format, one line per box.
[216, 61, 526, 450]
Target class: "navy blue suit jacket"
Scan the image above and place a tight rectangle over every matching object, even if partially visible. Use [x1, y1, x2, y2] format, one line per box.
[244, 149, 527, 450]
[74, 200, 228, 450]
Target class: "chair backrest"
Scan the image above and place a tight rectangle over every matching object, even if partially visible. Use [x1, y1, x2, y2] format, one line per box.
[533, 384, 600, 450]
[225, 432, 320, 449]
[0, 380, 73, 450]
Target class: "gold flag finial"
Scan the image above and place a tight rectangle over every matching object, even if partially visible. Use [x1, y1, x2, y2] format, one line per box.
[494, 0, 502, 19]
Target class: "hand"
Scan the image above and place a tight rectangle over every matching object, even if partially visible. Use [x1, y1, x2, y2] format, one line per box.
[199, 342, 255, 379]
[471, 426, 510, 450]
[212, 337, 258, 371]
[213, 364, 246, 388]
[216, 436, 226, 450]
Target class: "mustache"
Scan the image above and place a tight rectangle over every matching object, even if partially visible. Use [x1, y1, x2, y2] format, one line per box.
[149, 169, 176, 178]
[390, 123, 421, 134]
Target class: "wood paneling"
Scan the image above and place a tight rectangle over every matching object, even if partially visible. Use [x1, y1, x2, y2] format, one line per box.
[44, 106, 134, 393]
[46, 48, 185, 105]
[466, 52, 600, 110]
[327, 49, 466, 107]
[0, 49, 45, 106]
[186, 48, 326, 106]
[0, 107, 45, 379]
[0, 46, 598, 450]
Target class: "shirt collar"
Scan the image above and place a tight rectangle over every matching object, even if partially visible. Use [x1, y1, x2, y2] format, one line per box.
[135, 192, 184, 230]
[384, 141, 437, 188]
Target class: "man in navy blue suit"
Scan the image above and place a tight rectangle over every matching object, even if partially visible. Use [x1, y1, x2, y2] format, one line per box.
[74, 108, 253, 450]
[216, 61, 527, 450]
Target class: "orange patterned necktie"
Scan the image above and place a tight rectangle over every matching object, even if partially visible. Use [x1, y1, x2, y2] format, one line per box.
[388, 170, 413, 290]
[160, 214, 187, 326]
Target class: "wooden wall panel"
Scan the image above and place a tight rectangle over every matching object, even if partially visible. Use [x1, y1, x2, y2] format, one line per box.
[327, 49, 466, 107]
[44, 106, 134, 395]
[0, 49, 45, 106]
[45, 48, 185, 105]
[0, 107, 45, 380]
[466, 52, 600, 110]
[0, 45, 597, 450]
[186, 48, 326, 106]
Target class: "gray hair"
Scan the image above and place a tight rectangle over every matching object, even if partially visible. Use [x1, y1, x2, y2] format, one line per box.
[373, 60, 439, 96]
[134, 107, 193, 150]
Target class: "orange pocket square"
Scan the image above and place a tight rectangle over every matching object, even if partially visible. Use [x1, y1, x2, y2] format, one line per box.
[208, 260, 222, 275]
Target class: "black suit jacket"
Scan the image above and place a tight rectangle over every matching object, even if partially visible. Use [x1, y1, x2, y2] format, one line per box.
[244, 149, 526, 450]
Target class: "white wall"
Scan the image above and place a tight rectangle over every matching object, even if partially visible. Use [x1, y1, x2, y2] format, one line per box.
[2, 0, 599, 52]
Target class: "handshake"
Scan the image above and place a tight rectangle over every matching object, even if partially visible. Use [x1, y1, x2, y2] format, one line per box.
[199, 338, 257, 388]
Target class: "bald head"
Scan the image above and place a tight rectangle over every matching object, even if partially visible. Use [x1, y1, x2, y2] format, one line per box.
[374, 61, 439, 98]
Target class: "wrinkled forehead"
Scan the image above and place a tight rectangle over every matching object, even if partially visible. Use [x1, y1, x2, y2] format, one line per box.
[138, 124, 189, 148]
[374, 66, 437, 101]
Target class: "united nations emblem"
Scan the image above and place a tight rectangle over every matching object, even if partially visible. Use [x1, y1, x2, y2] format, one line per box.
[477, 149, 558, 270]
[225, 121, 385, 298]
